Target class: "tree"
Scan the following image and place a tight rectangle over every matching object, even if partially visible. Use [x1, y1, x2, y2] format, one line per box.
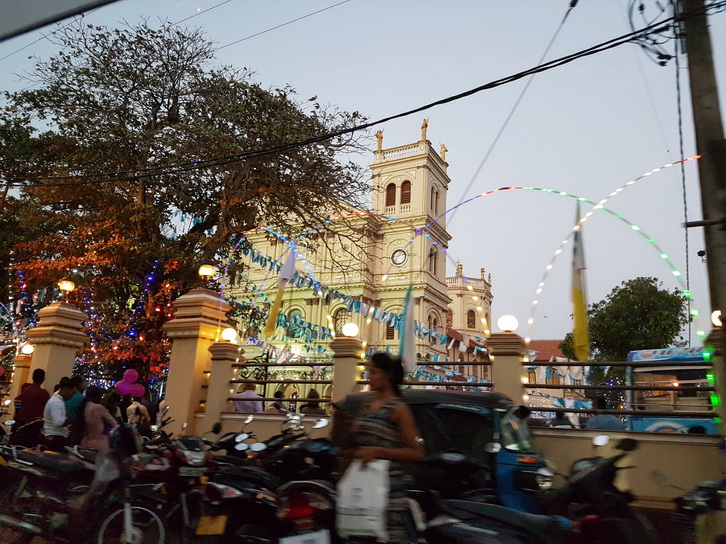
[560, 276, 689, 362]
[559, 276, 689, 406]
[3, 21, 370, 384]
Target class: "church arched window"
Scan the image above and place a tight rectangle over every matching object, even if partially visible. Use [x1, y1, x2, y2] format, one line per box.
[467, 309, 476, 329]
[333, 308, 351, 334]
[400, 180, 411, 205]
[385, 183, 396, 207]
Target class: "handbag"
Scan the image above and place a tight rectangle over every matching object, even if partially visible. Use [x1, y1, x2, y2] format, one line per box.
[336, 459, 391, 541]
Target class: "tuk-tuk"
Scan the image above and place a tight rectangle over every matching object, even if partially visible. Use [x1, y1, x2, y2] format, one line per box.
[332, 389, 550, 514]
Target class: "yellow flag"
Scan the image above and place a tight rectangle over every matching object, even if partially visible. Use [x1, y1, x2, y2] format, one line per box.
[572, 203, 590, 362]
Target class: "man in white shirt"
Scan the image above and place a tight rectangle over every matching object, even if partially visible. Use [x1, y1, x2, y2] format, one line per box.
[43, 376, 76, 451]
[233, 383, 263, 413]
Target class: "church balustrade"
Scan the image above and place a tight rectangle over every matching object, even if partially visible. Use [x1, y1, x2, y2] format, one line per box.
[381, 143, 424, 160]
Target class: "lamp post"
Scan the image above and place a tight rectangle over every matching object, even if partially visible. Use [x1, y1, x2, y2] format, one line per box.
[58, 279, 75, 302]
[198, 264, 216, 288]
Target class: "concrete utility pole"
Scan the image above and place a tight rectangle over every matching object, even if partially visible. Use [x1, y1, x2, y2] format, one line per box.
[680, 0, 726, 432]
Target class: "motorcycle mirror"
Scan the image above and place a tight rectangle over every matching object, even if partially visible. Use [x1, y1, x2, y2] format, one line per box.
[234, 433, 250, 443]
[312, 418, 329, 429]
[616, 438, 639, 452]
[244, 415, 254, 424]
[234, 442, 249, 451]
[211, 422, 222, 435]
[484, 442, 501, 453]
[249, 442, 267, 452]
[592, 435, 610, 447]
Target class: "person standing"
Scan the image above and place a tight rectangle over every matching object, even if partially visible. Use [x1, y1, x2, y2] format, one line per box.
[299, 389, 326, 415]
[351, 353, 425, 543]
[585, 397, 626, 431]
[43, 377, 76, 452]
[126, 396, 151, 435]
[265, 390, 287, 414]
[64, 375, 86, 420]
[12, 369, 50, 447]
[79, 386, 118, 451]
[233, 383, 263, 413]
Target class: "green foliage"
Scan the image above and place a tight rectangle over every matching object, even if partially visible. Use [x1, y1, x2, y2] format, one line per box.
[559, 276, 689, 362]
[3, 21, 369, 379]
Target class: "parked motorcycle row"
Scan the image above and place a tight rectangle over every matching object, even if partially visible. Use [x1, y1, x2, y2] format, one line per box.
[0, 389, 684, 544]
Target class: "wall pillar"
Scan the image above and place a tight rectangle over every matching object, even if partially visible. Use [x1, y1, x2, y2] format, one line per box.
[487, 332, 526, 404]
[706, 327, 725, 435]
[8, 352, 32, 402]
[203, 341, 244, 435]
[331, 337, 363, 404]
[25, 301, 88, 391]
[163, 288, 230, 436]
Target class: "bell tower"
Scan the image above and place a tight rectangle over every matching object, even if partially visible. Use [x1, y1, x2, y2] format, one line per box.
[369, 121, 452, 358]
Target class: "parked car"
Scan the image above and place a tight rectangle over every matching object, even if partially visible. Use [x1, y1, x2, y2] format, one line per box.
[332, 389, 551, 514]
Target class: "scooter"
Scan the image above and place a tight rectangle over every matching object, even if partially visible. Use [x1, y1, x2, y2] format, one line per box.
[675, 477, 726, 544]
[540, 435, 657, 544]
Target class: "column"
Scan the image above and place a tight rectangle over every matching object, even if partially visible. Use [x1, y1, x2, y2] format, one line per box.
[203, 341, 244, 434]
[7, 351, 32, 401]
[25, 301, 88, 391]
[487, 332, 526, 404]
[163, 288, 230, 436]
[330, 336, 363, 404]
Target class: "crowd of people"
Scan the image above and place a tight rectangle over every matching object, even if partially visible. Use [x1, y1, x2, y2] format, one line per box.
[10, 368, 159, 452]
[231, 382, 328, 415]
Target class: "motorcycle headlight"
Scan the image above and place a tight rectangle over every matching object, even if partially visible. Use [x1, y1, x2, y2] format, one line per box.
[515, 469, 553, 492]
[206, 482, 244, 501]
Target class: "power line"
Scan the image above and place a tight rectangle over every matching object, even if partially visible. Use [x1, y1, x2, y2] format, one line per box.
[173, 0, 233, 26]
[11, 0, 726, 188]
[214, 0, 352, 51]
[446, 1, 578, 226]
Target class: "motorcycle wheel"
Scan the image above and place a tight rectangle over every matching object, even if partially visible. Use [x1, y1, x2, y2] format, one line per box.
[94, 505, 166, 544]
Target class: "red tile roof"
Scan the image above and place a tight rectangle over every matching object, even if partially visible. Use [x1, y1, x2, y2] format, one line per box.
[528, 339, 564, 361]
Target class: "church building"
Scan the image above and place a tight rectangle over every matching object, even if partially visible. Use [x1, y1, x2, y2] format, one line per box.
[230, 123, 492, 374]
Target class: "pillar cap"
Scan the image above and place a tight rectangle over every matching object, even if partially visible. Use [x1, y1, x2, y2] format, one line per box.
[209, 341, 244, 361]
[331, 337, 363, 358]
[487, 332, 526, 356]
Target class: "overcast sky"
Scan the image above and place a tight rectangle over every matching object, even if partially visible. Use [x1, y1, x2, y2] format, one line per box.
[2, 0, 724, 344]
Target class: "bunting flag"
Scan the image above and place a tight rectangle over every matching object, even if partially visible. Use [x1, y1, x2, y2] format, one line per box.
[262, 250, 296, 337]
[399, 285, 416, 373]
[572, 202, 590, 362]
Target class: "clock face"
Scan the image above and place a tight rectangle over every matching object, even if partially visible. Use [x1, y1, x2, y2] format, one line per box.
[391, 248, 407, 266]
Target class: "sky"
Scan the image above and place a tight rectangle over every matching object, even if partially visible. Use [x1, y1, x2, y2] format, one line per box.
[1, 0, 724, 344]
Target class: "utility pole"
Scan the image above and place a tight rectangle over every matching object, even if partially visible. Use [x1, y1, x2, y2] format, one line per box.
[680, 0, 726, 433]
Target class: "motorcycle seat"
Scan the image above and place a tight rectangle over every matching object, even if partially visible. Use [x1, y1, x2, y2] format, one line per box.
[442, 500, 570, 544]
[216, 465, 276, 488]
[14, 449, 91, 475]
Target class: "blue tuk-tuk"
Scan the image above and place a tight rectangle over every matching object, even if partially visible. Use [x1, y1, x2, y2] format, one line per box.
[332, 389, 551, 514]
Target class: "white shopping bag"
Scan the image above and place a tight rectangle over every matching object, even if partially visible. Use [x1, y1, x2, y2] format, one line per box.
[336, 459, 390, 541]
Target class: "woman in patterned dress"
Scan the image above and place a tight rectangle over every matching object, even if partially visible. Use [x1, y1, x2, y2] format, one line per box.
[353, 353, 425, 543]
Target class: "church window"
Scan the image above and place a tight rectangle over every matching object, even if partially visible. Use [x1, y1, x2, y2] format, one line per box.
[430, 187, 435, 211]
[400, 181, 411, 205]
[385, 325, 396, 340]
[467, 309, 476, 329]
[435, 190, 440, 214]
[286, 309, 304, 338]
[333, 308, 351, 334]
[385, 183, 396, 207]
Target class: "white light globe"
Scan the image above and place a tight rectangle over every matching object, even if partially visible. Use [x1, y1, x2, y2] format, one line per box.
[497, 315, 519, 332]
[221, 327, 237, 342]
[712, 310, 722, 328]
[342, 322, 360, 338]
[20, 343, 35, 355]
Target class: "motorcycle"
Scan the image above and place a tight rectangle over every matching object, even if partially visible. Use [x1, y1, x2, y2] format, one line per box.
[133, 418, 278, 543]
[540, 435, 657, 544]
[674, 477, 726, 544]
[0, 423, 164, 544]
